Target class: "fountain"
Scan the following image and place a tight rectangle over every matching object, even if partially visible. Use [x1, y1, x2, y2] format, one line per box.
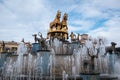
[0, 11, 120, 80]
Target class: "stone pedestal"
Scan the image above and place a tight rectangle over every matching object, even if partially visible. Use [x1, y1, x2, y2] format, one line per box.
[0, 52, 8, 68]
[31, 43, 40, 54]
[37, 50, 51, 76]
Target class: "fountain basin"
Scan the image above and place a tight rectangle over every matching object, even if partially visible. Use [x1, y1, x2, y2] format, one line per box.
[100, 74, 118, 80]
[80, 73, 100, 80]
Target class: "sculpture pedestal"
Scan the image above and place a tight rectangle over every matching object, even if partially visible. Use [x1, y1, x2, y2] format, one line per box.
[36, 50, 51, 76]
[31, 43, 41, 54]
[0, 52, 8, 67]
[80, 73, 100, 80]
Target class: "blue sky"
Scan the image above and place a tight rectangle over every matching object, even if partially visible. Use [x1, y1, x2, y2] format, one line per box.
[0, 0, 120, 46]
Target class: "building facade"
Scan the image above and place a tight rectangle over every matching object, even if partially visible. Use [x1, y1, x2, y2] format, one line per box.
[0, 41, 18, 53]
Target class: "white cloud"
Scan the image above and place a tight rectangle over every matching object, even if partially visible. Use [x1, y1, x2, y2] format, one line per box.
[68, 20, 95, 32]
[66, 0, 120, 46]
[88, 16, 120, 46]
[0, 0, 53, 42]
[72, 0, 120, 19]
[0, 0, 120, 47]
[93, 0, 120, 9]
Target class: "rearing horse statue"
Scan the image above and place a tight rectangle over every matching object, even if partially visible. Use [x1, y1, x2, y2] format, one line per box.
[61, 13, 68, 30]
[50, 10, 61, 29]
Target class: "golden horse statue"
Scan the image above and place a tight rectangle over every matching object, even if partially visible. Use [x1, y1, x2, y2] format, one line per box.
[50, 10, 61, 30]
[61, 13, 68, 30]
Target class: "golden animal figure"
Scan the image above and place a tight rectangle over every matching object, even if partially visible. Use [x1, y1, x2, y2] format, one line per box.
[61, 13, 68, 31]
[50, 10, 61, 29]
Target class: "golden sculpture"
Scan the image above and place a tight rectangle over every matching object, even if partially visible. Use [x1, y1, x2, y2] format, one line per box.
[61, 13, 68, 31]
[70, 32, 76, 41]
[47, 10, 68, 40]
[50, 10, 61, 30]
